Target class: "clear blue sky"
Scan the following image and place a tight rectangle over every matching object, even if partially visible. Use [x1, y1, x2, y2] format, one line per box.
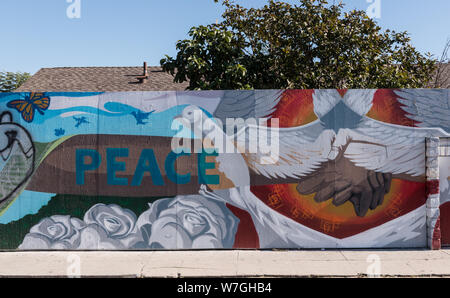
[1, 0, 449, 74]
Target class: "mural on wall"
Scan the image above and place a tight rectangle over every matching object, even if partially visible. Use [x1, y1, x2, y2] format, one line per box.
[440, 141, 450, 246]
[0, 89, 449, 250]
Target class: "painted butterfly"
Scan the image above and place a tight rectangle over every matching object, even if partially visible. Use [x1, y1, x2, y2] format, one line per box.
[7, 92, 50, 123]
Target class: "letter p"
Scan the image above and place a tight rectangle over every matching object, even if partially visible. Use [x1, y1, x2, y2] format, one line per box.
[76, 149, 101, 185]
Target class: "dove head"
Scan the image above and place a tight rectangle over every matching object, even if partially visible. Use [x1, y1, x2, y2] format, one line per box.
[0, 113, 15, 154]
[175, 105, 227, 142]
[177, 105, 219, 133]
[0, 111, 35, 206]
[0, 112, 34, 162]
[180, 105, 204, 125]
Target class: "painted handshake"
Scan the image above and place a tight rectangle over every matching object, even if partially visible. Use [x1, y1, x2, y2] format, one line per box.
[296, 149, 392, 218]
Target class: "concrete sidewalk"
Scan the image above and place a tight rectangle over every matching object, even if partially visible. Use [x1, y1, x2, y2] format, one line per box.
[1, 249, 450, 277]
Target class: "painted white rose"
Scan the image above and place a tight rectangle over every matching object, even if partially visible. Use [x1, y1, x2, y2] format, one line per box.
[79, 204, 143, 249]
[136, 195, 239, 249]
[19, 215, 86, 250]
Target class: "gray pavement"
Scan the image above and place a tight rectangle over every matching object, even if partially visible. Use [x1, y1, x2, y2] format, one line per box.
[1, 249, 450, 277]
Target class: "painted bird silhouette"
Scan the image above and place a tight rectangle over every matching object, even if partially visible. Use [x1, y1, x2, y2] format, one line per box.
[131, 110, 154, 125]
[73, 116, 89, 128]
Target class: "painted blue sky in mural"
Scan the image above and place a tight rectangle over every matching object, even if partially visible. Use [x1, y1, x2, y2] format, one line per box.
[0, 0, 449, 73]
[0, 92, 206, 143]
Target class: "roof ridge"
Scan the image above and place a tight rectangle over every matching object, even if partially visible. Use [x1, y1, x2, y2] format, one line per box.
[39, 66, 162, 70]
[16, 65, 188, 92]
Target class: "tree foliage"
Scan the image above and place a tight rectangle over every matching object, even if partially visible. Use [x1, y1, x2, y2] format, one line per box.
[161, 0, 436, 90]
[0, 71, 31, 92]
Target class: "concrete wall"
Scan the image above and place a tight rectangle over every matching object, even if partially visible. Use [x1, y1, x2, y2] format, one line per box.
[0, 89, 449, 250]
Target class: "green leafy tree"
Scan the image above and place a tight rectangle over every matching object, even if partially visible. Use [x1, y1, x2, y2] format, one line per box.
[0, 71, 31, 92]
[161, 0, 436, 90]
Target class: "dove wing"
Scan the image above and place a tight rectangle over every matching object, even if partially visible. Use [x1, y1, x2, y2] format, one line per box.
[235, 121, 333, 179]
[394, 89, 450, 132]
[341, 89, 377, 116]
[213, 90, 283, 123]
[342, 118, 448, 177]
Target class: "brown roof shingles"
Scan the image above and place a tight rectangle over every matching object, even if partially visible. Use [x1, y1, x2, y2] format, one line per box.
[16, 66, 189, 92]
[16, 63, 450, 92]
